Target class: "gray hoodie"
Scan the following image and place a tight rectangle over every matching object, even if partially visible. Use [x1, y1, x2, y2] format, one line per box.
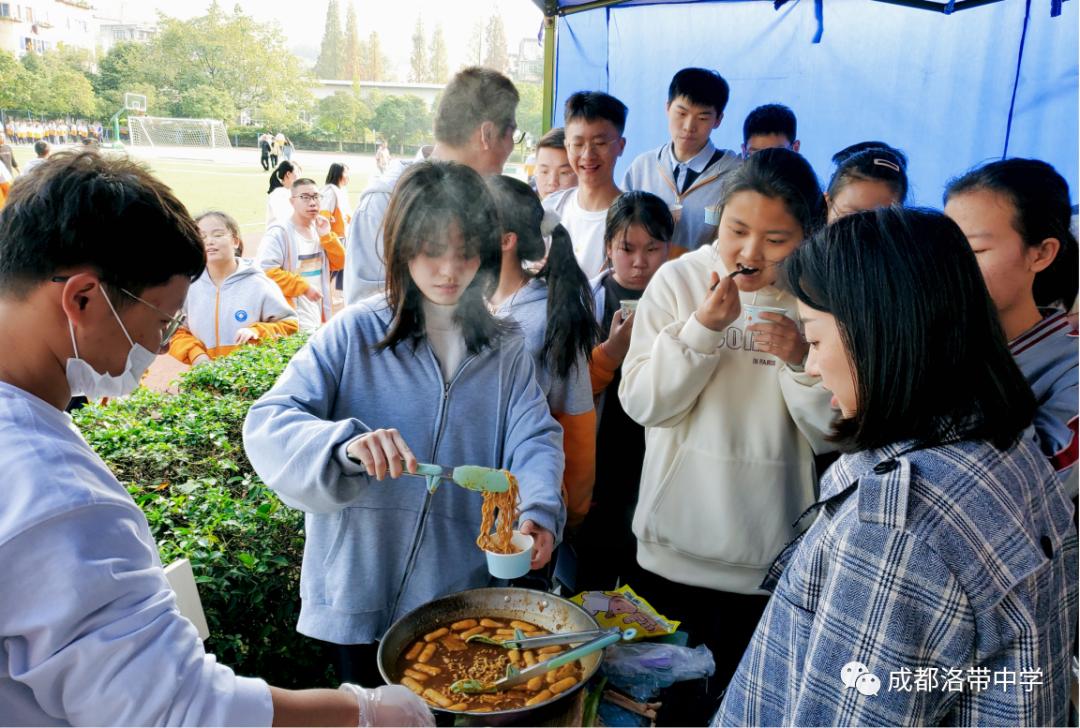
[344, 159, 410, 304]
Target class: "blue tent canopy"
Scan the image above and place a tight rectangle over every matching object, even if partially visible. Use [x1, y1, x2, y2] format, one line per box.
[533, 0, 1077, 207]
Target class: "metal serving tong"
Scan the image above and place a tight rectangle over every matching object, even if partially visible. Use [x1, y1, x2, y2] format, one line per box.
[450, 627, 637, 694]
[406, 463, 512, 494]
[389, 464, 511, 623]
[465, 626, 620, 650]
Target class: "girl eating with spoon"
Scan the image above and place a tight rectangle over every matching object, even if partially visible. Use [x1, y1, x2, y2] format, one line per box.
[617, 148, 836, 724]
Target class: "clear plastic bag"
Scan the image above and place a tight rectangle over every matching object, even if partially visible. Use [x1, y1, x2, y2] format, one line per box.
[601, 641, 716, 701]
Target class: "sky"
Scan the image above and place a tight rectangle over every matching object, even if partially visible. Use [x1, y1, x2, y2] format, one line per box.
[95, 0, 545, 80]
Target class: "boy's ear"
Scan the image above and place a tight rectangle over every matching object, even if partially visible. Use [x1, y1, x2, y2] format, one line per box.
[1029, 237, 1061, 274]
[616, 137, 627, 158]
[501, 231, 518, 253]
[792, 140, 801, 153]
[712, 112, 723, 129]
[478, 121, 495, 151]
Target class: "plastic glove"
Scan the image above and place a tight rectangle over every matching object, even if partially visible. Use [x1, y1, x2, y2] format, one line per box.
[338, 683, 435, 727]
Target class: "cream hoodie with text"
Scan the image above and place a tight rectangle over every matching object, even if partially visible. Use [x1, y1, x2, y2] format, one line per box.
[619, 244, 835, 593]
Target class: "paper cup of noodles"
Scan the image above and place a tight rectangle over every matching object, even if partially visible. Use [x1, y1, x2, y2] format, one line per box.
[620, 299, 639, 318]
[743, 304, 789, 327]
[669, 202, 683, 225]
[484, 530, 533, 579]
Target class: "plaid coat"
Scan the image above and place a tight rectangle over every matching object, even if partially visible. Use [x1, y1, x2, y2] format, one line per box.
[716, 427, 1077, 726]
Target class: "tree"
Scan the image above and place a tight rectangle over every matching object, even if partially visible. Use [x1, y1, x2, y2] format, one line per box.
[374, 95, 431, 152]
[428, 25, 449, 83]
[0, 50, 32, 111]
[482, 12, 510, 75]
[516, 82, 542, 143]
[94, 41, 162, 118]
[314, 0, 344, 80]
[19, 50, 97, 118]
[174, 84, 234, 121]
[409, 16, 428, 83]
[342, 1, 361, 82]
[360, 31, 391, 82]
[316, 90, 371, 150]
[145, 4, 314, 125]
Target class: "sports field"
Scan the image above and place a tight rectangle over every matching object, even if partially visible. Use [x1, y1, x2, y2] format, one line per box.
[10, 143, 378, 253]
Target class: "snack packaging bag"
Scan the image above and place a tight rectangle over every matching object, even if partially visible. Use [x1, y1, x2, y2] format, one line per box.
[570, 584, 679, 640]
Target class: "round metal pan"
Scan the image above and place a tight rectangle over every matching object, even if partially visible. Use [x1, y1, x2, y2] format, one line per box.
[378, 587, 601, 724]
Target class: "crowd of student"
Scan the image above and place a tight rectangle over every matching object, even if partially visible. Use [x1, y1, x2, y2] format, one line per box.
[0, 62, 1076, 726]
[3, 117, 105, 146]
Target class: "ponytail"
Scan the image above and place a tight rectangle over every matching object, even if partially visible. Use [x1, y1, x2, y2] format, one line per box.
[268, 161, 297, 194]
[538, 223, 600, 378]
[485, 175, 599, 378]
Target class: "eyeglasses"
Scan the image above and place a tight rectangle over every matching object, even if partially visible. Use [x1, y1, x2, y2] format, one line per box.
[51, 276, 186, 347]
[292, 193, 320, 203]
[566, 136, 619, 155]
[512, 128, 526, 145]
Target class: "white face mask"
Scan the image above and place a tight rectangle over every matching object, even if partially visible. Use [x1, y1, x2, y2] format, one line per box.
[65, 289, 158, 399]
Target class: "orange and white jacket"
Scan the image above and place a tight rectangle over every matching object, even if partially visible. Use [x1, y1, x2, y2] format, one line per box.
[257, 220, 345, 324]
[320, 184, 351, 240]
[169, 259, 298, 364]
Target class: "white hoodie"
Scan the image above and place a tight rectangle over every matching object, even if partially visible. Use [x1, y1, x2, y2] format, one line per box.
[618, 244, 835, 593]
[169, 259, 297, 364]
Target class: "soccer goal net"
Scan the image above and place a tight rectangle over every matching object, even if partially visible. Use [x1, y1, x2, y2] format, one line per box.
[128, 116, 231, 149]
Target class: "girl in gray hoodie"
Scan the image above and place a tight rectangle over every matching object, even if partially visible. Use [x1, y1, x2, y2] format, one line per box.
[243, 162, 565, 686]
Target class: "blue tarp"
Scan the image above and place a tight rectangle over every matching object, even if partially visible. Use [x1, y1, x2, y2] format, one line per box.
[548, 0, 1078, 207]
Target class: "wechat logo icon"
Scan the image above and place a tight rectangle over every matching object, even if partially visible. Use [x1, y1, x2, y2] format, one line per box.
[841, 661, 881, 696]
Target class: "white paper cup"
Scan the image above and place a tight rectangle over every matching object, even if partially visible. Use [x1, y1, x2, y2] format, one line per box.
[484, 531, 534, 579]
[620, 299, 639, 318]
[742, 304, 788, 327]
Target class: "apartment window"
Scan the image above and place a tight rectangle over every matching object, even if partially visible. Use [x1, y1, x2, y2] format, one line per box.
[0, 5, 11, 19]
[23, 5, 31, 22]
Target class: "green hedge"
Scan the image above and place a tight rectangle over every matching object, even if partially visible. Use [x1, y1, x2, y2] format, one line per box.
[72, 334, 333, 688]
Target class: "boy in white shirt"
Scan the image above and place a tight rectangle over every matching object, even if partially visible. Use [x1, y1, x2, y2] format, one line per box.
[0, 150, 431, 726]
[543, 92, 627, 276]
[622, 68, 741, 253]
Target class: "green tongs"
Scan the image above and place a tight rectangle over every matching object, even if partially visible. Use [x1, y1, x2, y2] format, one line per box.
[389, 463, 511, 622]
[450, 628, 637, 694]
[408, 463, 512, 494]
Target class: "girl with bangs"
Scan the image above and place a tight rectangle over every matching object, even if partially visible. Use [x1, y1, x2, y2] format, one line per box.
[243, 161, 565, 685]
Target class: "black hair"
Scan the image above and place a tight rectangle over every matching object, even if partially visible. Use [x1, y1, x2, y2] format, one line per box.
[667, 67, 730, 116]
[435, 67, 520, 147]
[605, 191, 675, 249]
[377, 161, 507, 354]
[0, 151, 205, 300]
[267, 160, 298, 194]
[195, 210, 243, 257]
[291, 177, 317, 189]
[536, 127, 566, 151]
[33, 140, 49, 157]
[783, 207, 1035, 452]
[486, 175, 599, 378]
[827, 141, 909, 203]
[718, 147, 826, 237]
[325, 163, 347, 187]
[564, 91, 628, 135]
[743, 104, 797, 144]
[945, 158, 1078, 311]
